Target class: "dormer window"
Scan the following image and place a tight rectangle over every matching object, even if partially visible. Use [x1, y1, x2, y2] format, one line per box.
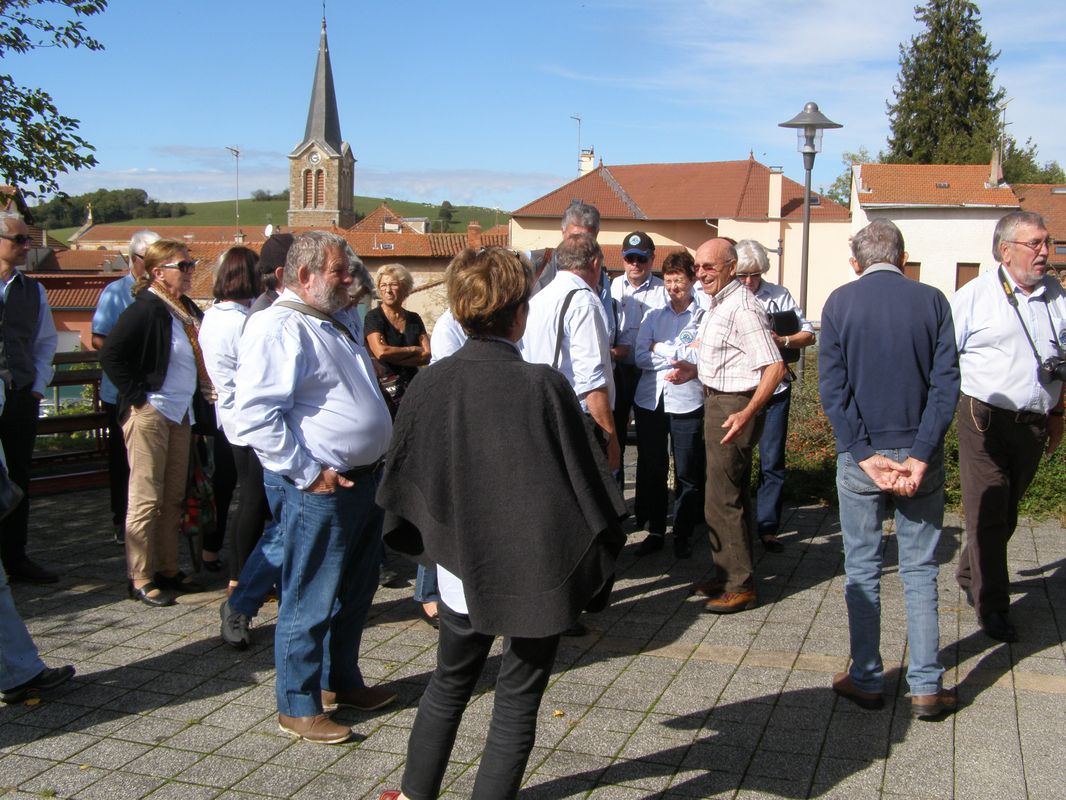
[935, 182, 949, 189]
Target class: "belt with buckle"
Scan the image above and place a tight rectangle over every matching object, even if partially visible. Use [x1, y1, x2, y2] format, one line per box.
[968, 395, 1047, 426]
[339, 456, 385, 482]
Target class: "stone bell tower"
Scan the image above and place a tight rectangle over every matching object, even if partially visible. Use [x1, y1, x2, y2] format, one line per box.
[287, 16, 357, 229]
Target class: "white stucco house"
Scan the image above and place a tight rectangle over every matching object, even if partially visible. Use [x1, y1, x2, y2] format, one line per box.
[850, 163, 1019, 297]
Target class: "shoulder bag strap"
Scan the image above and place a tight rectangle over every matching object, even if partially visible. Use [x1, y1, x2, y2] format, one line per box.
[276, 300, 357, 344]
[553, 288, 584, 370]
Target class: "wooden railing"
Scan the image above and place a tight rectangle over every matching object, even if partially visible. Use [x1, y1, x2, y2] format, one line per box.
[32, 351, 110, 493]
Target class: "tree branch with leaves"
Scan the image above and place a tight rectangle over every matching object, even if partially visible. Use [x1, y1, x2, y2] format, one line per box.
[0, 0, 107, 199]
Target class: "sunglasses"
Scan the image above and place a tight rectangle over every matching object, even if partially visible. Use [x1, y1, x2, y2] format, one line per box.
[160, 260, 198, 273]
[624, 253, 649, 265]
[0, 234, 31, 245]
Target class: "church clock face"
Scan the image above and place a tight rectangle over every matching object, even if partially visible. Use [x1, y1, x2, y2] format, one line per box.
[308, 152, 320, 165]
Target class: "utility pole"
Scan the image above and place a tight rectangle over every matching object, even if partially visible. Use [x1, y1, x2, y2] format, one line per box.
[225, 146, 240, 234]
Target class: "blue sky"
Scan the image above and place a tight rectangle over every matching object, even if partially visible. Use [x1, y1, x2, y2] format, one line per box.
[11, 0, 1066, 211]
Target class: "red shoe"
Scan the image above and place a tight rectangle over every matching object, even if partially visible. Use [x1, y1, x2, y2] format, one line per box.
[378, 792, 402, 800]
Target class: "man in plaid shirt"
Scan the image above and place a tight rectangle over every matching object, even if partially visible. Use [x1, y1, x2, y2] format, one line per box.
[670, 238, 785, 613]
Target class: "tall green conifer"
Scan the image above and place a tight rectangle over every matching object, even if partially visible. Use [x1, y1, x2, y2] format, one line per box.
[885, 0, 1003, 165]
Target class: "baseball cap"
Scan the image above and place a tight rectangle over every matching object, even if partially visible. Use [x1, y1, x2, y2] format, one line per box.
[622, 231, 654, 258]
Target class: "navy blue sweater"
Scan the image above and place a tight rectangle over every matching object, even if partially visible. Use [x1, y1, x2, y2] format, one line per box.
[818, 265, 960, 463]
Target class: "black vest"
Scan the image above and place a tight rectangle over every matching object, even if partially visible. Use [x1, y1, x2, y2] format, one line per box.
[0, 272, 42, 390]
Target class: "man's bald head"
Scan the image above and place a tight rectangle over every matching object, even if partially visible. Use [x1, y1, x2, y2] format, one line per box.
[694, 238, 738, 296]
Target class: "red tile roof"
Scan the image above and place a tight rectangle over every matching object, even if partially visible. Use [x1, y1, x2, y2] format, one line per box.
[53, 250, 125, 271]
[1013, 184, 1066, 264]
[30, 274, 124, 310]
[76, 226, 267, 245]
[512, 157, 848, 222]
[856, 164, 1019, 208]
[351, 204, 422, 234]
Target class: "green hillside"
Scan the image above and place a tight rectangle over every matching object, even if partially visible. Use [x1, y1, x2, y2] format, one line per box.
[48, 196, 509, 244]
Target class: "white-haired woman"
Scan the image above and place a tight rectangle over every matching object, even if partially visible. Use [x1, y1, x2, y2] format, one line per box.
[364, 263, 430, 409]
[734, 239, 816, 552]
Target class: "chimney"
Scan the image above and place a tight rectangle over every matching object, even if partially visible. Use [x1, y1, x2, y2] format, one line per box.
[467, 221, 482, 249]
[987, 147, 1004, 188]
[234, 229, 245, 244]
[768, 166, 783, 219]
[579, 146, 596, 175]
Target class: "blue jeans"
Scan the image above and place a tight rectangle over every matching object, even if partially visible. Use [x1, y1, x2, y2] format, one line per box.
[836, 448, 945, 697]
[228, 473, 284, 618]
[755, 385, 791, 536]
[414, 564, 441, 604]
[271, 468, 384, 717]
[0, 567, 45, 691]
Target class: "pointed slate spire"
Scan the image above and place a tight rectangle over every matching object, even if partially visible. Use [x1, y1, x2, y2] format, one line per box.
[295, 16, 342, 155]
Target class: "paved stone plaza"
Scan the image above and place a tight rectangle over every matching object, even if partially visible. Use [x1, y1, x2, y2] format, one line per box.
[1, 481, 1064, 799]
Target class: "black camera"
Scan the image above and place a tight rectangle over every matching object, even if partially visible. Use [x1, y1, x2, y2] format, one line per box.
[1039, 355, 1066, 384]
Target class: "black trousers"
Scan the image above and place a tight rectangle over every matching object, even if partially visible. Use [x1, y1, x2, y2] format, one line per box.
[102, 401, 130, 529]
[956, 395, 1046, 620]
[208, 430, 236, 556]
[612, 362, 640, 468]
[0, 387, 40, 570]
[401, 604, 560, 800]
[227, 444, 269, 580]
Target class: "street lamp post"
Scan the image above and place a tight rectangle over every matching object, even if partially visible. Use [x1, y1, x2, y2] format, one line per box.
[778, 101, 841, 374]
[225, 146, 241, 238]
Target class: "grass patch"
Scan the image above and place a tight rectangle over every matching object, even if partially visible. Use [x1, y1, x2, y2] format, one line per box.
[776, 350, 1066, 521]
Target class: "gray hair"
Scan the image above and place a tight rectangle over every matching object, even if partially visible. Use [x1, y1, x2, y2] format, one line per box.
[346, 246, 373, 299]
[561, 201, 600, 235]
[283, 230, 348, 288]
[0, 212, 23, 236]
[850, 219, 905, 271]
[555, 232, 602, 274]
[128, 229, 160, 260]
[375, 262, 415, 298]
[993, 211, 1047, 263]
[735, 240, 771, 275]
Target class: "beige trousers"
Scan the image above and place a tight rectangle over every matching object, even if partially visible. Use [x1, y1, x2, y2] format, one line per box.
[121, 403, 190, 582]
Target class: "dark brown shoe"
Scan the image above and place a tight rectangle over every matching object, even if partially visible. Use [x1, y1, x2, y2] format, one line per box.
[703, 590, 757, 614]
[277, 713, 352, 744]
[912, 687, 957, 720]
[832, 671, 884, 710]
[689, 577, 726, 598]
[321, 685, 397, 712]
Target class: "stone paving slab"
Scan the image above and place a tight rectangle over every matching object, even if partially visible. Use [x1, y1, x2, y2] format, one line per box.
[1, 476, 1064, 799]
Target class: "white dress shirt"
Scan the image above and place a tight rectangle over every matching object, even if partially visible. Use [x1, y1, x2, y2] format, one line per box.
[952, 269, 1066, 414]
[521, 270, 614, 411]
[429, 308, 468, 364]
[749, 279, 814, 395]
[146, 315, 197, 425]
[199, 300, 250, 445]
[634, 299, 704, 414]
[610, 273, 668, 363]
[235, 288, 393, 489]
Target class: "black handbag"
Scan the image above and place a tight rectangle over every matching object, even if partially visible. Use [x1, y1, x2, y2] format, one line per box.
[769, 309, 801, 363]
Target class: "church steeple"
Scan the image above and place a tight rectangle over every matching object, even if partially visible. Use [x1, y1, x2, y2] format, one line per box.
[288, 13, 357, 229]
[295, 17, 343, 156]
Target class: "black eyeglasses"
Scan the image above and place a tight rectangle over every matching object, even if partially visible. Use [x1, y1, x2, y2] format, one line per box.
[160, 260, 197, 273]
[624, 253, 649, 265]
[0, 234, 31, 245]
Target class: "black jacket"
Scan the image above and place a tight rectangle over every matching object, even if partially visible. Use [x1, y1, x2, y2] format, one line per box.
[377, 337, 626, 638]
[100, 289, 207, 424]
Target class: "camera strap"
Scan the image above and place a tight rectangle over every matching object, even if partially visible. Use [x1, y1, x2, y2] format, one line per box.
[997, 266, 1056, 367]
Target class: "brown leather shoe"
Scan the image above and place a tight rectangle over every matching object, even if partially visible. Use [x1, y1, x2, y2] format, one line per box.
[912, 687, 957, 719]
[703, 590, 757, 614]
[277, 713, 352, 744]
[831, 671, 884, 710]
[689, 577, 726, 598]
[321, 685, 397, 712]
